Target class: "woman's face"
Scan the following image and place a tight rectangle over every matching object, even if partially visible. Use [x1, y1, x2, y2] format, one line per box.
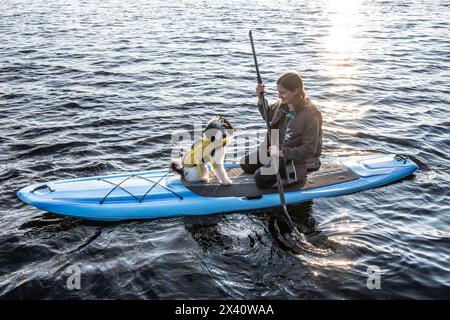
[277, 85, 298, 105]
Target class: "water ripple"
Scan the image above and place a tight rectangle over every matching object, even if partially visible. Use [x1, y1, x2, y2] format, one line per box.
[0, 0, 449, 299]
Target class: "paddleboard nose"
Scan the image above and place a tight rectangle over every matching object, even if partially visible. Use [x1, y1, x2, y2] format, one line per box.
[16, 187, 29, 204]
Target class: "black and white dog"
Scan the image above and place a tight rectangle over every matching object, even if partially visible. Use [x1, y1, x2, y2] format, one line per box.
[170, 115, 234, 185]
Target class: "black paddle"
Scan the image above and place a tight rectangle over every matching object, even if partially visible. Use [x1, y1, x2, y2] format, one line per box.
[248, 30, 299, 238]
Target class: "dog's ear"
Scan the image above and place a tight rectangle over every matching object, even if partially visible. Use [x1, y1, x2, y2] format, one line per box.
[222, 118, 234, 130]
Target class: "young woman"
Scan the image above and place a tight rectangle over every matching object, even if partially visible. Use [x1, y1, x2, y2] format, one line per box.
[240, 71, 323, 189]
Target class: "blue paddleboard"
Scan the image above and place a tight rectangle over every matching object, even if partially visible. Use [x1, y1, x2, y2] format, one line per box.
[17, 154, 417, 221]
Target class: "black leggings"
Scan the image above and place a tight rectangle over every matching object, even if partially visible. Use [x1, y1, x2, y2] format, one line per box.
[239, 149, 308, 189]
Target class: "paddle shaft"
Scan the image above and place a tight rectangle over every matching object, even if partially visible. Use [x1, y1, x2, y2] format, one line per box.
[248, 30, 297, 235]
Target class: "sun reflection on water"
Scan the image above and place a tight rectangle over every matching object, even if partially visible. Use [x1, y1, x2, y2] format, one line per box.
[321, 0, 365, 92]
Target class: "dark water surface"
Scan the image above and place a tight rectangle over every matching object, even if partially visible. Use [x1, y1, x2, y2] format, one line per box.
[1, 0, 449, 299]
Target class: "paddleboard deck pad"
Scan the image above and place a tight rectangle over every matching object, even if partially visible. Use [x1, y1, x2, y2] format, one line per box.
[17, 154, 418, 221]
[183, 162, 359, 198]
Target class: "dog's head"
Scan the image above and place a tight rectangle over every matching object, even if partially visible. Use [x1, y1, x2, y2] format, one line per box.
[203, 115, 234, 143]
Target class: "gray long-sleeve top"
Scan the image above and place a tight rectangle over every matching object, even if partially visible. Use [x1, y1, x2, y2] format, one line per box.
[258, 97, 323, 169]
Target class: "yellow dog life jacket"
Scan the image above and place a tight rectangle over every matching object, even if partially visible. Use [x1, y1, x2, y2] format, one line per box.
[182, 139, 229, 177]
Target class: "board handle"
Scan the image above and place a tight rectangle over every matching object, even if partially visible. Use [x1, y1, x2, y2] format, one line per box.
[31, 184, 55, 193]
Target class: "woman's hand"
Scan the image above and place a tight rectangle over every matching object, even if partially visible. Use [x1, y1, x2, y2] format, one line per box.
[269, 145, 283, 158]
[256, 83, 265, 96]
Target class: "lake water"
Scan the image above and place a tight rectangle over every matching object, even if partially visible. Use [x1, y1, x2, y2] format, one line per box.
[0, 0, 449, 299]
